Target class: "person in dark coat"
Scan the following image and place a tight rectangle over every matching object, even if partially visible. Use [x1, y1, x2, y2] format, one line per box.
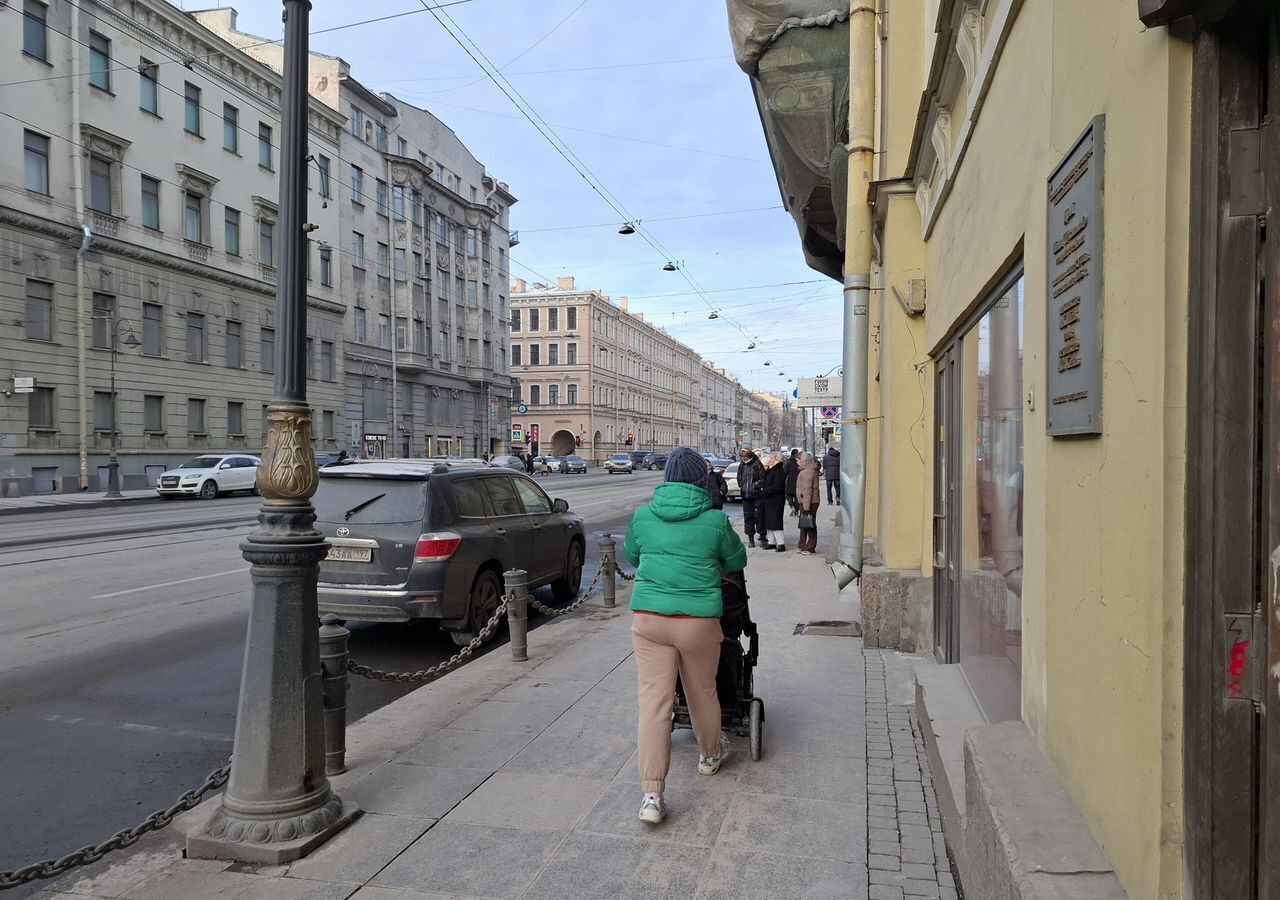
[736, 448, 766, 547]
[824, 446, 841, 504]
[705, 463, 727, 510]
[524, 452, 534, 474]
[761, 451, 787, 551]
[783, 448, 800, 515]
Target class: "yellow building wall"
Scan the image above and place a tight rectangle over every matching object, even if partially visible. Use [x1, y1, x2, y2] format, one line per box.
[913, 3, 1189, 898]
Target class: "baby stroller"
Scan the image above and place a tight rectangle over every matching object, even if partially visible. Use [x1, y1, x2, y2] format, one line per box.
[672, 570, 765, 760]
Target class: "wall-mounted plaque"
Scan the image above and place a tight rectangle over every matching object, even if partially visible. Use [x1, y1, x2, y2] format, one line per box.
[1046, 115, 1104, 436]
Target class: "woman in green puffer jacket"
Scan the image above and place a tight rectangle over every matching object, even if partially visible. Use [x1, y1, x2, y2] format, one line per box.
[623, 446, 747, 825]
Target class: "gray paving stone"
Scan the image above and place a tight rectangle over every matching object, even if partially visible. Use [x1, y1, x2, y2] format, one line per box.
[736, 750, 864, 804]
[370, 821, 563, 898]
[869, 886, 905, 900]
[694, 848, 866, 900]
[614, 742, 745, 794]
[349, 888, 467, 900]
[522, 832, 709, 900]
[348, 763, 490, 818]
[541, 702, 638, 741]
[489, 678, 597, 706]
[716, 793, 864, 864]
[501, 732, 635, 780]
[129, 870, 351, 900]
[397, 727, 533, 770]
[448, 771, 606, 831]
[286, 813, 433, 884]
[869, 854, 901, 871]
[578, 780, 733, 848]
[448, 698, 573, 734]
[869, 840, 900, 856]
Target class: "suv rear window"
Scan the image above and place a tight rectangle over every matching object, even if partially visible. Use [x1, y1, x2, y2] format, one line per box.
[314, 478, 428, 524]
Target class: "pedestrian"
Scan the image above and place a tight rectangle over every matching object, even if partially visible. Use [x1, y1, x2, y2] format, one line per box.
[524, 452, 534, 475]
[736, 447, 766, 547]
[761, 451, 787, 551]
[824, 445, 841, 504]
[796, 451, 821, 555]
[705, 462, 727, 511]
[623, 447, 747, 825]
[783, 448, 800, 516]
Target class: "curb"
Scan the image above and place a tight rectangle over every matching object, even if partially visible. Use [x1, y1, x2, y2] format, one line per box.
[0, 495, 167, 517]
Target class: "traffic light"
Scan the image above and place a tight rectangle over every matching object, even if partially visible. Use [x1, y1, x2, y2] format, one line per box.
[575, 435, 582, 447]
[626, 432, 635, 445]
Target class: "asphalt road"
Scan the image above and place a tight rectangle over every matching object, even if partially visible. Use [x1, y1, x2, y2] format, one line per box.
[0, 468, 665, 894]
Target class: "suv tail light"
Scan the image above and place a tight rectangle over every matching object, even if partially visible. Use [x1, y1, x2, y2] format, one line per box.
[414, 532, 462, 562]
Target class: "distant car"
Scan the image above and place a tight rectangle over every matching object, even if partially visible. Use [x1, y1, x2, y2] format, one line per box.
[605, 453, 634, 475]
[562, 455, 588, 474]
[630, 451, 649, 466]
[155, 454, 261, 500]
[543, 456, 565, 473]
[724, 461, 741, 501]
[314, 464, 585, 645]
[641, 452, 669, 471]
[708, 457, 733, 474]
[489, 455, 526, 473]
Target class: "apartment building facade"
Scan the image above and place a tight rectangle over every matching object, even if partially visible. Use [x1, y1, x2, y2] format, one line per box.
[0, 0, 348, 495]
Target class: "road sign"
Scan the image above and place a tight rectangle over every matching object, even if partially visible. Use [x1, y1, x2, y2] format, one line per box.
[796, 376, 842, 407]
[511, 424, 524, 443]
[12, 377, 34, 394]
[820, 406, 839, 420]
[517, 404, 528, 414]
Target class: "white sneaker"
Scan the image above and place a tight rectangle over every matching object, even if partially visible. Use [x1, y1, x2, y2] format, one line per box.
[638, 793, 666, 824]
[698, 734, 731, 775]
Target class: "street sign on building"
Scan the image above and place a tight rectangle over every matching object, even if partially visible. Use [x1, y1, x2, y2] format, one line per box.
[12, 377, 34, 394]
[796, 376, 842, 408]
[517, 404, 528, 414]
[511, 424, 524, 443]
[529, 424, 540, 444]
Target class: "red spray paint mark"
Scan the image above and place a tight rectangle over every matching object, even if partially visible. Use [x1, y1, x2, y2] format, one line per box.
[1228, 637, 1251, 698]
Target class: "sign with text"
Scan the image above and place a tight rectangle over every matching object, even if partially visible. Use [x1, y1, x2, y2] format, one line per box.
[1046, 115, 1104, 435]
[12, 377, 34, 394]
[796, 376, 842, 408]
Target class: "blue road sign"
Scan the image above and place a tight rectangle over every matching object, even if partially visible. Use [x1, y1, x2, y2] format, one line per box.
[517, 404, 528, 414]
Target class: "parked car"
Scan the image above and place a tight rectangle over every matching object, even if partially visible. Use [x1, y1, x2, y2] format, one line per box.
[313, 463, 585, 645]
[489, 455, 527, 473]
[543, 456, 565, 474]
[562, 455, 588, 474]
[155, 454, 260, 500]
[724, 461, 741, 501]
[641, 452, 669, 471]
[605, 453, 634, 475]
[708, 457, 734, 474]
[630, 451, 649, 467]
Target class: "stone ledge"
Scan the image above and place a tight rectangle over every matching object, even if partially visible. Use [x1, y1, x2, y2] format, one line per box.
[862, 567, 930, 651]
[914, 659, 983, 851]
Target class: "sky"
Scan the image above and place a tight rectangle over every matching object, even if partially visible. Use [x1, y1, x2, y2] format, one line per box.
[211, 0, 845, 393]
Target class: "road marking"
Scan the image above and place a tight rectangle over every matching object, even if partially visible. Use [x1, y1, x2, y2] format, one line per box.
[90, 567, 249, 599]
[38, 714, 232, 743]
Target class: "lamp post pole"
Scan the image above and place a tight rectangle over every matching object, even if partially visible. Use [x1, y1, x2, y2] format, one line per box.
[188, 0, 358, 863]
[104, 318, 138, 498]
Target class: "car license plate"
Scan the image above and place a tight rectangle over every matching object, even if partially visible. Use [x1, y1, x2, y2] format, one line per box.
[327, 546, 372, 563]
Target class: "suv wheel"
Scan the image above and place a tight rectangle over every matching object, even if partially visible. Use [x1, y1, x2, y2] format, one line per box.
[552, 541, 584, 601]
[199, 480, 219, 500]
[451, 569, 503, 647]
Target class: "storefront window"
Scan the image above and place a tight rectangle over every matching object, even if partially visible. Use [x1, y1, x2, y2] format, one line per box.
[959, 275, 1024, 722]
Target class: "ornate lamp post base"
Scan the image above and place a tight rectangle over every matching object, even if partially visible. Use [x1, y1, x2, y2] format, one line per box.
[188, 792, 359, 865]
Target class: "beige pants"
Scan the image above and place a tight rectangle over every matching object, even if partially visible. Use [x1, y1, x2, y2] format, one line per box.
[632, 613, 723, 794]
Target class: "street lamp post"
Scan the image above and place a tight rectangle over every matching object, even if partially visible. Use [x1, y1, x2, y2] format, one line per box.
[360, 363, 380, 458]
[188, 0, 358, 864]
[104, 317, 140, 498]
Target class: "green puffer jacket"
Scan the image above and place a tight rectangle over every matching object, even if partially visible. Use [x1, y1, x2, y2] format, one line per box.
[623, 482, 748, 618]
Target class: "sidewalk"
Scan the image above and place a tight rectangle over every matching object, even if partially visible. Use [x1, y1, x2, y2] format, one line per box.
[35, 509, 959, 900]
[0, 489, 159, 515]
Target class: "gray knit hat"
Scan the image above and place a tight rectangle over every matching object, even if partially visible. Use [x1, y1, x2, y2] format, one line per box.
[664, 446, 708, 486]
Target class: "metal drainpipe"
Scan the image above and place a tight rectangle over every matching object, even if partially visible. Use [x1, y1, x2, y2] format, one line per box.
[832, 1, 878, 590]
[70, 0, 88, 489]
[385, 157, 399, 452]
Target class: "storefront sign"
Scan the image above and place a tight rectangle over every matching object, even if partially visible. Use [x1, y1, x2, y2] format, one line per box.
[12, 377, 35, 394]
[796, 376, 842, 408]
[1046, 115, 1104, 436]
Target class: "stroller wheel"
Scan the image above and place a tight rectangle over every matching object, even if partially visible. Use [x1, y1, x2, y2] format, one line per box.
[749, 698, 764, 761]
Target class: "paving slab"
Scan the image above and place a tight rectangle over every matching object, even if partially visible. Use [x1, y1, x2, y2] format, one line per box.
[578, 780, 734, 849]
[694, 847, 867, 900]
[447, 772, 607, 831]
[347, 763, 491, 818]
[715, 793, 866, 864]
[521, 832, 710, 900]
[286, 813, 434, 885]
[500, 732, 635, 779]
[370, 821, 563, 898]
[396, 727, 534, 771]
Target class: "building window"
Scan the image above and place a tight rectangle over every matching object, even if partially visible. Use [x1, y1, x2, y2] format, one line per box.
[144, 394, 164, 432]
[529, 308, 540, 331]
[306, 337, 315, 379]
[225, 320, 243, 368]
[28, 386, 54, 428]
[353, 308, 366, 344]
[548, 308, 559, 331]
[24, 279, 53, 341]
[511, 344, 522, 366]
[184, 83, 201, 135]
[23, 0, 48, 61]
[259, 219, 275, 268]
[438, 329, 448, 361]
[529, 385, 541, 406]
[350, 165, 364, 204]
[375, 122, 387, 152]
[395, 318, 407, 351]
[396, 136, 408, 156]
[411, 189, 421, 225]
[188, 398, 206, 434]
[323, 410, 335, 440]
[184, 191, 203, 243]
[547, 343, 559, 366]
[456, 335, 464, 364]
[227, 401, 244, 435]
[567, 383, 578, 404]
[88, 32, 111, 91]
[140, 175, 160, 230]
[320, 340, 334, 380]
[222, 104, 238, 153]
[139, 61, 159, 114]
[317, 155, 331, 198]
[529, 344, 540, 366]
[142, 302, 162, 355]
[349, 106, 364, 138]
[185, 312, 206, 362]
[224, 208, 240, 255]
[376, 179, 388, 216]
[260, 326, 275, 373]
[258, 123, 272, 170]
[567, 307, 577, 330]
[511, 308, 521, 332]
[483, 339, 491, 368]
[24, 130, 49, 194]
[414, 319, 427, 353]
[394, 248, 406, 281]
[467, 280, 478, 308]
[352, 231, 365, 268]
[412, 251, 423, 279]
[93, 391, 114, 432]
[548, 384, 559, 406]
[566, 342, 577, 365]
[91, 292, 114, 349]
[392, 185, 405, 220]
[377, 242, 389, 278]
[319, 246, 332, 286]
[437, 268, 449, 300]
[378, 314, 390, 349]
[88, 155, 112, 214]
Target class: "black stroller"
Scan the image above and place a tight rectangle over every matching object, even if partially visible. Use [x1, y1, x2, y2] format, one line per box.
[673, 570, 765, 760]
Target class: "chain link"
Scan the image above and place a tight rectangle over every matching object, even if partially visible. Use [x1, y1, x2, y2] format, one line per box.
[616, 567, 637, 582]
[0, 760, 231, 890]
[348, 595, 510, 683]
[528, 565, 605, 617]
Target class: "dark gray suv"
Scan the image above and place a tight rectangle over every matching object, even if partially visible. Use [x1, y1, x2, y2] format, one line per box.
[314, 463, 585, 645]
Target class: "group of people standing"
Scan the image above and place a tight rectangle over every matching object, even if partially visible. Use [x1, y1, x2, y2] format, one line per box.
[736, 445, 841, 557]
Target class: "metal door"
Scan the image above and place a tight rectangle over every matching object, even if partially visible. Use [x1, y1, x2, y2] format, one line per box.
[932, 345, 961, 663]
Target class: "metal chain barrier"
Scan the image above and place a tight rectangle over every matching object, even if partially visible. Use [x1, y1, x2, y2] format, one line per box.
[0, 760, 231, 891]
[527, 565, 605, 617]
[348, 594, 510, 683]
[616, 567, 637, 582]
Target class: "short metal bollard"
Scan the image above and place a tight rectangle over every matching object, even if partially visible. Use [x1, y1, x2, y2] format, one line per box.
[600, 533, 617, 608]
[318, 614, 350, 776]
[504, 569, 529, 661]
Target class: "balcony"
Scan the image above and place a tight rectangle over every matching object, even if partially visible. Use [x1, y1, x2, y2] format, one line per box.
[508, 230, 520, 247]
[186, 240, 210, 263]
[259, 264, 278, 284]
[89, 210, 122, 237]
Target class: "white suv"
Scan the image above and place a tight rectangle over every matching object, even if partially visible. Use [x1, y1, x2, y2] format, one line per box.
[155, 454, 260, 500]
